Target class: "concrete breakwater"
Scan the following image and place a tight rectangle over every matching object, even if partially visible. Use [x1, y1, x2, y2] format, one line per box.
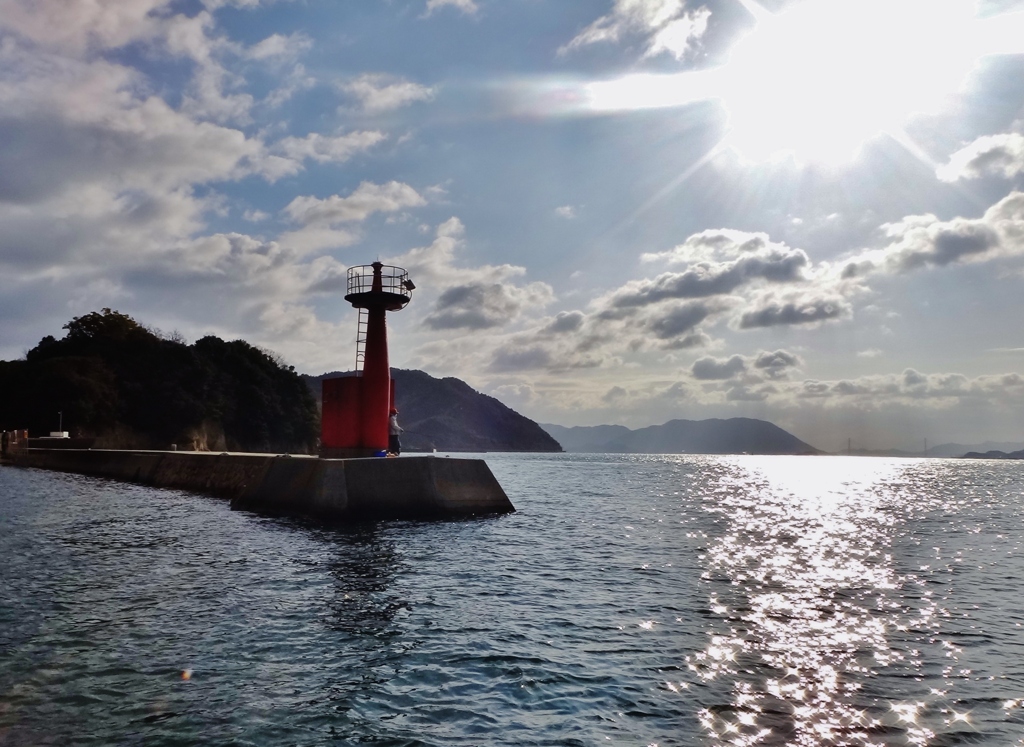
[10, 449, 514, 520]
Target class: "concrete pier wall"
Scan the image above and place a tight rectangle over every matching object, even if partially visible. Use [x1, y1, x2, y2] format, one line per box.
[10, 449, 514, 520]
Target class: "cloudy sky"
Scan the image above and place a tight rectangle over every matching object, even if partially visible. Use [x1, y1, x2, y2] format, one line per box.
[3, 0, 1024, 451]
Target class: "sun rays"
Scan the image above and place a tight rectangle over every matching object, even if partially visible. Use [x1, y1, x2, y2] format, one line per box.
[517, 0, 1024, 166]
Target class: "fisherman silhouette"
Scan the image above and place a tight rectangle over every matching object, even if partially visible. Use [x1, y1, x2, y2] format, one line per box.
[388, 408, 403, 456]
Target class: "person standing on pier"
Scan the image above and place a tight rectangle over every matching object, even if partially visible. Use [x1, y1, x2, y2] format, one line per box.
[388, 408, 403, 456]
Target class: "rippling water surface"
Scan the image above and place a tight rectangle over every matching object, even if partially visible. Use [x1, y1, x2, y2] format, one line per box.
[3, 454, 1024, 746]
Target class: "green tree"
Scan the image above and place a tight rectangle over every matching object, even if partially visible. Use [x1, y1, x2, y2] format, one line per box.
[1, 310, 319, 453]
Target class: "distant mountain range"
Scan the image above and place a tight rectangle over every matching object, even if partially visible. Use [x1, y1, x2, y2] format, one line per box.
[303, 369, 562, 453]
[541, 418, 821, 455]
[848, 441, 1024, 458]
[930, 441, 1024, 458]
[963, 448, 1024, 460]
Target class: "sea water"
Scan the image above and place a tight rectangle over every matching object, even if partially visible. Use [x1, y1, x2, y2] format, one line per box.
[2, 454, 1024, 746]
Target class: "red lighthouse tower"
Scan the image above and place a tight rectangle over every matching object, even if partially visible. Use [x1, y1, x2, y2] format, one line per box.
[321, 262, 413, 458]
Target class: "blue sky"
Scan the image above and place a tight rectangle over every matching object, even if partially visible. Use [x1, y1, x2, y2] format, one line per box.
[2, 0, 1024, 451]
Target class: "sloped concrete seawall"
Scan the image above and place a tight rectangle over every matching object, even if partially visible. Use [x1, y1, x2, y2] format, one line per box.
[10, 449, 514, 520]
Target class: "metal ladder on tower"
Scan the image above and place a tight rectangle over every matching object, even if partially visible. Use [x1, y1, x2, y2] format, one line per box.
[354, 307, 368, 373]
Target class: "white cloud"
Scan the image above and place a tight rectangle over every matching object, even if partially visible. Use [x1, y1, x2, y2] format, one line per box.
[161, 10, 221, 62]
[791, 369, 1024, 409]
[0, 217, 362, 370]
[938, 132, 1024, 181]
[340, 74, 436, 113]
[543, 310, 585, 334]
[642, 228, 781, 264]
[480, 226, 859, 374]
[565, 0, 683, 48]
[275, 130, 387, 165]
[754, 349, 802, 378]
[675, 365, 1024, 413]
[0, 36, 268, 198]
[692, 354, 746, 380]
[263, 63, 317, 109]
[0, 40, 269, 276]
[883, 215, 999, 270]
[608, 242, 810, 307]
[246, 33, 313, 61]
[181, 60, 254, 125]
[489, 344, 556, 372]
[424, 281, 554, 330]
[0, 97, 262, 203]
[425, 0, 479, 15]
[277, 182, 425, 253]
[735, 292, 851, 329]
[490, 382, 537, 410]
[390, 217, 526, 287]
[841, 191, 1024, 276]
[690, 349, 801, 382]
[0, 0, 166, 54]
[0, 0, 492, 373]
[378, 219, 572, 374]
[555, 205, 577, 219]
[153, 11, 257, 125]
[284, 181, 426, 226]
[561, 0, 710, 59]
[645, 6, 711, 59]
[274, 226, 359, 255]
[644, 299, 727, 340]
[145, 233, 297, 285]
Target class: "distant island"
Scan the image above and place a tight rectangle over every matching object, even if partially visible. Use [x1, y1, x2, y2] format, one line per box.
[963, 449, 1024, 460]
[303, 369, 561, 453]
[542, 418, 821, 455]
[842, 441, 1024, 458]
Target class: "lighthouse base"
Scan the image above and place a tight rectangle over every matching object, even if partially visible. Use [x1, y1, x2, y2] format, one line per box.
[319, 446, 385, 459]
[234, 454, 513, 519]
[8, 449, 514, 521]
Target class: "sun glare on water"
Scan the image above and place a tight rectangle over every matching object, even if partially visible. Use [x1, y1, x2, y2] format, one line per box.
[581, 0, 1024, 164]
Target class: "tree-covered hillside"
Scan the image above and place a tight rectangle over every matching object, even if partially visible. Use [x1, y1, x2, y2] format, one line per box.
[0, 309, 318, 453]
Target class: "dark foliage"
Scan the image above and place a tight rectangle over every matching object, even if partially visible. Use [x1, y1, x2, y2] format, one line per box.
[0, 309, 319, 453]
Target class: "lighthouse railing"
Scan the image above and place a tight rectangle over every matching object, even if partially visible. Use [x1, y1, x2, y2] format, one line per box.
[346, 265, 410, 296]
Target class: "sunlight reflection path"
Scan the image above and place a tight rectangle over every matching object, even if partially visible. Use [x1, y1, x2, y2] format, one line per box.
[691, 457, 917, 747]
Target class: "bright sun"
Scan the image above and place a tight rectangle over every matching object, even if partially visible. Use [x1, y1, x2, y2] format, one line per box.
[722, 0, 981, 163]
[581, 0, 1024, 164]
